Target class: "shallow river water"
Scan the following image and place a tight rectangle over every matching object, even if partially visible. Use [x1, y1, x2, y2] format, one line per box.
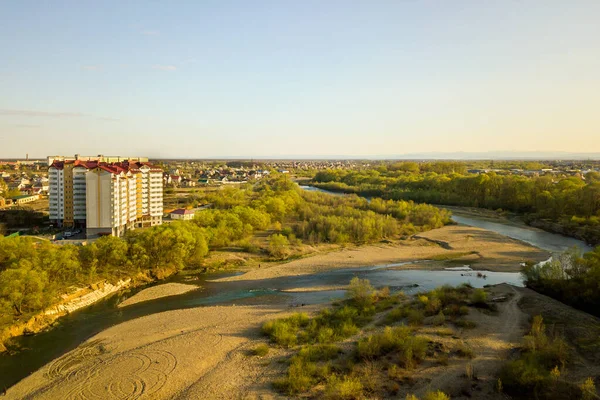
[0, 188, 592, 389]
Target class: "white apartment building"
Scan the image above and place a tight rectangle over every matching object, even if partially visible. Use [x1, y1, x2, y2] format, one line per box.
[48, 157, 163, 237]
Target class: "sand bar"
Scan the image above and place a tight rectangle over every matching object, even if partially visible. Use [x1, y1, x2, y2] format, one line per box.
[213, 225, 549, 283]
[118, 283, 200, 308]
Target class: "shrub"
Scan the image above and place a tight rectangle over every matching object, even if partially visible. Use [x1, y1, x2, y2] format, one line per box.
[425, 298, 442, 316]
[423, 390, 451, 400]
[470, 289, 488, 305]
[407, 309, 424, 326]
[385, 307, 406, 325]
[324, 375, 363, 400]
[347, 277, 375, 307]
[500, 315, 573, 397]
[454, 341, 475, 358]
[432, 311, 446, 326]
[298, 344, 342, 362]
[251, 344, 269, 357]
[262, 313, 310, 347]
[357, 326, 428, 368]
[434, 327, 454, 336]
[268, 233, 291, 259]
[580, 377, 596, 400]
[274, 355, 330, 395]
[454, 318, 477, 329]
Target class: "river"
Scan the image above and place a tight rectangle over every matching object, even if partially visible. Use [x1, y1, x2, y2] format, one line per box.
[0, 186, 592, 390]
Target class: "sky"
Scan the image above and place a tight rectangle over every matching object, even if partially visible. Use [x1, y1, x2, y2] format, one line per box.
[1, 0, 599, 159]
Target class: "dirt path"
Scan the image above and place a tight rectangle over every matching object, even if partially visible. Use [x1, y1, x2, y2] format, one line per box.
[412, 284, 527, 399]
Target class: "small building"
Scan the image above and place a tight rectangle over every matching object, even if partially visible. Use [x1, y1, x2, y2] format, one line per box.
[170, 208, 195, 221]
[11, 194, 40, 205]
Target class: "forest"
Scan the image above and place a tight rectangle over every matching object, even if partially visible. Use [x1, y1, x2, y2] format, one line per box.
[312, 163, 600, 245]
[0, 175, 450, 331]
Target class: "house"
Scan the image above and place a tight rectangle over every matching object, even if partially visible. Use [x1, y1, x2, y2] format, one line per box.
[11, 194, 39, 205]
[171, 175, 181, 185]
[170, 208, 195, 221]
[181, 178, 196, 187]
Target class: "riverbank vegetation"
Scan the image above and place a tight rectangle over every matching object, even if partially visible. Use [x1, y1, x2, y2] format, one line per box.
[522, 246, 600, 318]
[312, 163, 600, 245]
[0, 175, 451, 347]
[261, 279, 497, 399]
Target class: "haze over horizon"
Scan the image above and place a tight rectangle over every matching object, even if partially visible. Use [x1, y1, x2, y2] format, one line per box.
[1, 1, 599, 158]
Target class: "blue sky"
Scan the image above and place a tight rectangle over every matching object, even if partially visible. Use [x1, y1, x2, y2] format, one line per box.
[1, 1, 599, 158]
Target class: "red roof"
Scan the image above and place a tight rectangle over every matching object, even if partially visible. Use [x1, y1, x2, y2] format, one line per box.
[170, 208, 194, 215]
[49, 159, 162, 174]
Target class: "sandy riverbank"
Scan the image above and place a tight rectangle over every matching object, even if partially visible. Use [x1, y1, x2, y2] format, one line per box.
[118, 283, 200, 308]
[213, 225, 549, 283]
[5, 304, 313, 400]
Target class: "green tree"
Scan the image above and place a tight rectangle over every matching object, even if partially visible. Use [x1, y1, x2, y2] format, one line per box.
[268, 233, 291, 259]
[0, 260, 49, 315]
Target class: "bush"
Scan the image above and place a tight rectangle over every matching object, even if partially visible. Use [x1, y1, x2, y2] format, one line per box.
[470, 288, 488, 305]
[432, 311, 446, 326]
[425, 298, 442, 316]
[454, 341, 475, 358]
[454, 318, 477, 329]
[407, 309, 424, 326]
[262, 313, 310, 347]
[274, 355, 329, 394]
[251, 343, 269, 357]
[385, 307, 406, 325]
[298, 344, 342, 362]
[267, 233, 291, 259]
[347, 277, 375, 307]
[580, 377, 596, 400]
[324, 375, 363, 400]
[357, 326, 428, 368]
[500, 315, 574, 398]
[423, 390, 451, 400]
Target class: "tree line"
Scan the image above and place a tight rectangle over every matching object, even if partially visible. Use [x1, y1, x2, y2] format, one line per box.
[0, 175, 451, 328]
[313, 167, 600, 244]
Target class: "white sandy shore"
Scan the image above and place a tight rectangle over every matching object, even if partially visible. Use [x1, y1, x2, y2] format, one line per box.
[118, 283, 200, 308]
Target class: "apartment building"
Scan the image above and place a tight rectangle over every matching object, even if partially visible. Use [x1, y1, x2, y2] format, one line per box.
[49, 157, 163, 237]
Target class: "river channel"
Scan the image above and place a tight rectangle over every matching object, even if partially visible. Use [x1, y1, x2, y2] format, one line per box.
[0, 187, 592, 390]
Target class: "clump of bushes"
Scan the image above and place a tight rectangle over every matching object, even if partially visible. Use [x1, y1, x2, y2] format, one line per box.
[470, 288, 488, 305]
[324, 375, 364, 400]
[357, 326, 429, 368]
[500, 315, 579, 398]
[273, 353, 330, 394]
[262, 313, 310, 347]
[406, 390, 451, 400]
[454, 341, 475, 359]
[251, 343, 269, 357]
